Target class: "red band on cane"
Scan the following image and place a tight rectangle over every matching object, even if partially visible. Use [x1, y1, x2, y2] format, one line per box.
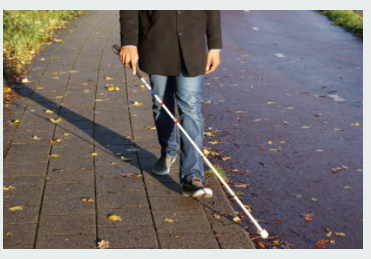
[174, 120, 179, 124]
[160, 102, 164, 106]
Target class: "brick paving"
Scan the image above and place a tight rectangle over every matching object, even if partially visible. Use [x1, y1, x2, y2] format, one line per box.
[3, 10, 255, 249]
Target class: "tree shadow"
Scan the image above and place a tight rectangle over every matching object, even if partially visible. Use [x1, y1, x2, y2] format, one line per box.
[13, 83, 180, 193]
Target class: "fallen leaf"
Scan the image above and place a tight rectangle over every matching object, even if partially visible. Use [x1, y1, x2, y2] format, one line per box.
[301, 126, 312, 129]
[256, 241, 265, 248]
[164, 214, 177, 223]
[50, 118, 62, 124]
[108, 214, 122, 222]
[9, 206, 23, 212]
[97, 240, 109, 249]
[47, 154, 59, 158]
[121, 156, 133, 162]
[283, 106, 294, 110]
[265, 101, 276, 104]
[316, 149, 324, 152]
[209, 139, 220, 145]
[357, 169, 363, 172]
[333, 128, 342, 131]
[22, 78, 29, 83]
[11, 120, 21, 125]
[342, 165, 348, 170]
[305, 216, 313, 221]
[268, 140, 272, 145]
[53, 39, 63, 42]
[203, 148, 211, 156]
[63, 133, 72, 137]
[252, 118, 270, 122]
[104, 76, 113, 80]
[237, 117, 243, 121]
[81, 198, 95, 203]
[283, 121, 289, 125]
[204, 131, 217, 136]
[147, 127, 156, 130]
[50, 138, 62, 144]
[111, 162, 118, 165]
[137, 84, 145, 88]
[330, 167, 342, 173]
[45, 110, 54, 114]
[119, 173, 142, 178]
[258, 146, 265, 150]
[106, 85, 120, 91]
[33, 136, 40, 140]
[233, 216, 241, 223]
[334, 232, 346, 237]
[90, 153, 98, 156]
[222, 156, 231, 162]
[269, 146, 283, 152]
[311, 197, 318, 202]
[3, 185, 16, 191]
[132, 101, 143, 107]
[342, 186, 352, 190]
[316, 240, 326, 249]
[350, 123, 360, 126]
[235, 183, 249, 188]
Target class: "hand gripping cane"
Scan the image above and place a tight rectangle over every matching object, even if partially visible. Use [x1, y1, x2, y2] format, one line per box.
[112, 44, 269, 238]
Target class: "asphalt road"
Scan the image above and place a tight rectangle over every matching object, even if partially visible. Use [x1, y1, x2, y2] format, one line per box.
[202, 10, 363, 249]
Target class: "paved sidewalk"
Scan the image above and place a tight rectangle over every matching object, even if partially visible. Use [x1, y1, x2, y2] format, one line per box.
[3, 10, 255, 249]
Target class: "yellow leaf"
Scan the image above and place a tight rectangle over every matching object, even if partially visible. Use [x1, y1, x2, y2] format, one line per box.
[45, 110, 54, 114]
[137, 85, 145, 88]
[334, 232, 346, 237]
[63, 133, 72, 137]
[47, 154, 59, 158]
[305, 216, 313, 221]
[208, 139, 220, 145]
[108, 215, 122, 221]
[9, 206, 23, 212]
[132, 101, 143, 107]
[54, 39, 63, 42]
[50, 138, 62, 144]
[333, 128, 342, 131]
[147, 127, 156, 130]
[3, 185, 16, 191]
[121, 156, 133, 162]
[50, 118, 62, 124]
[222, 156, 231, 162]
[11, 120, 21, 125]
[311, 197, 318, 202]
[301, 126, 312, 129]
[111, 162, 118, 165]
[351, 123, 360, 126]
[22, 78, 29, 83]
[164, 213, 177, 223]
[81, 198, 95, 203]
[32, 136, 40, 140]
[107, 85, 120, 91]
[268, 140, 272, 144]
[203, 148, 210, 156]
[97, 240, 109, 249]
[316, 149, 324, 152]
[265, 101, 275, 104]
[233, 216, 241, 223]
[90, 153, 98, 156]
[104, 76, 113, 80]
[55, 96, 63, 99]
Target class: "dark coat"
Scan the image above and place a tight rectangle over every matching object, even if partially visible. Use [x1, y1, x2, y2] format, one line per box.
[119, 10, 222, 77]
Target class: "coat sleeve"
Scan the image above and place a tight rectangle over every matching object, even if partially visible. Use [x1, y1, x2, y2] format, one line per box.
[119, 11, 139, 47]
[205, 11, 222, 50]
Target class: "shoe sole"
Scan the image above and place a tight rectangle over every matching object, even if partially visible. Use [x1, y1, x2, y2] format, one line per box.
[152, 157, 176, 176]
[183, 188, 213, 200]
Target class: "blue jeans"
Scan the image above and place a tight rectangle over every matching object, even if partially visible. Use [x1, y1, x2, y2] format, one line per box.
[149, 65, 204, 184]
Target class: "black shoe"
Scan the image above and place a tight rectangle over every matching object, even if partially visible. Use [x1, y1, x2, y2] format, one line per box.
[152, 156, 177, 176]
[182, 177, 213, 200]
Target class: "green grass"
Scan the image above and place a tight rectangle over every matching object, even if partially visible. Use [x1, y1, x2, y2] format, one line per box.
[205, 165, 228, 181]
[3, 10, 83, 78]
[320, 10, 363, 37]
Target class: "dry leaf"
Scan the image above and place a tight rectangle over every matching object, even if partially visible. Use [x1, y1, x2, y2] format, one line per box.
[111, 162, 118, 165]
[45, 110, 54, 114]
[252, 118, 270, 122]
[316, 149, 324, 152]
[22, 78, 29, 83]
[343, 186, 352, 190]
[208, 139, 220, 145]
[97, 240, 109, 249]
[108, 214, 122, 222]
[3, 185, 16, 191]
[47, 154, 59, 158]
[63, 133, 72, 137]
[265, 102, 276, 104]
[350, 123, 360, 126]
[269, 146, 283, 152]
[357, 169, 363, 172]
[147, 127, 156, 130]
[107, 85, 120, 91]
[333, 128, 342, 131]
[164, 214, 177, 223]
[9, 206, 23, 212]
[50, 138, 62, 144]
[119, 173, 142, 178]
[132, 101, 143, 107]
[32, 136, 40, 140]
[334, 232, 346, 237]
[90, 153, 98, 156]
[203, 148, 211, 156]
[301, 126, 312, 129]
[256, 241, 265, 248]
[50, 118, 62, 124]
[222, 156, 231, 162]
[11, 120, 21, 125]
[233, 216, 241, 223]
[121, 156, 133, 162]
[104, 76, 113, 80]
[268, 140, 273, 144]
[305, 216, 313, 221]
[213, 213, 221, 220]
[81, 198, 94, 203]
[311, 197, 318, 202]
[137, 85, 145, 88]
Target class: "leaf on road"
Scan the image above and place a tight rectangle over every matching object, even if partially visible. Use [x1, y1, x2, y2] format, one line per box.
[316, 149, 324, 152]
[119, 173, 142, 178]
[63, 133, 72, 137]
[204, 131, 217, 136]
[3, 185, 16, 191]
[108, 214, 122, 222]
[81, 198, 94, 203]
[97, 240, 109, 249]
[333, 128, 342, 131]
[209, 139, 220, 145]
[305, 216, 313, 221]
[50, 118, 62, 124]
[237, 117, 243, 121]
[9, 206, 23, 212]
[203, 148, 211, 156]
[106, 85, 120, 91]
[268, 140, 273, 144]
[252, 118, 270, 122]
[269, 146, 283, 152]
[111, 161, 118, 165]
[343, 186, 352, 190]
[350, 123, 360, 126]
[330, 167, 343, 173]
[283, 121, 289, 125]
[283, 106, 294, 110]
[334, 232, 346, 237]
[233, 216, 241, 223]
[222, 156, 231, 162]
[164, 214, 177, 223]
[316, 239, 326, 249]
[137, 84, 145, 88]
[265, 101, 276, 104]
[311, 197, 318, 202]
[235, 183, 249, 188]
[147, 127, 156, 130]
[301, 126, 312, 129]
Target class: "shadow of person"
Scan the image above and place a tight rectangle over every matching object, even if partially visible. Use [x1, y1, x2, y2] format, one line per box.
[12, 83, 180, 194]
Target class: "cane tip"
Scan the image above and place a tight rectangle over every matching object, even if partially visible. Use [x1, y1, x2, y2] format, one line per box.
[259, 229, 269, 239]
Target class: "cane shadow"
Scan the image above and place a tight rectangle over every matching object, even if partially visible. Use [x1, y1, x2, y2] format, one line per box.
[15, 84, 180, 193]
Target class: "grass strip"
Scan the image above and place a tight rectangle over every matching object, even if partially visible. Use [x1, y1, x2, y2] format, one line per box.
[205, 165, 228, 181]
[320, 10, 363, 37]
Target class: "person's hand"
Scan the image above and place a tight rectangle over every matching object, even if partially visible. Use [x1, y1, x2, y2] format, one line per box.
[119, 46, 139, 75]
[205, 50, 221, 74]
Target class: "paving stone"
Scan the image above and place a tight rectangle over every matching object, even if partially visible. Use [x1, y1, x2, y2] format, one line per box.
[94, 116, 130, 125]
[57, 120, 94, 130]
[142, 169, 180, 184]
[44, 183, 94, 198]
[3, 176, 45, 190]
[4, 152, 49, 164]
[3, 189, 43, 207]
[95, 165, 142, 178]
[17, 122, 55, 131]
[3, 163, 47, 177]
[3, 206, 40, 224]
[93, 144, 136, 156]
[146, 182, 182, 196]
[133, 129, 158, 140]
[46, 169, 94, 184]
[3, 224, 37, 248]
[8, 143, 51, 154]
[49, 148, 92, 158]
[149, 196, 204, 214]
[49, 157, 93, 171]
[153, 212, 212, 234]
[215, 227, 255, 249]
[96, 177, 144, 192]
[94, 124, 132, 135]
[94, 110, 130, 117]
[95, 102, 127, 111]
[94, 153, 138, 167]
[97, 226, 157, 248]
[38, 215, 95, 236]
[36, 234, 96, 249]
[158, 233, 219, 249]
[96, 190, 148, 209]
[94, 134, 133, 145]
[97, 208, 152, 227]
[54, 127, 93, 138]
[41, 197, 95, 215]
[12, 132, 53, 144]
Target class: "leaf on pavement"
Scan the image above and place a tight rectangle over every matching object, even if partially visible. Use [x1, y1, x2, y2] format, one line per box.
[9, 206, 23, 212]
[343, 186, 352, 190]
[164, 214, 177, 223]
[316, 149, 324, 152]
[3, 185, 17, 191]
[268, 140, 272, 144]
[47, 154, 59, 158]
[32, 136, 40, 140]
[121, 156, 133, 162]
[11, 120, 21, 125]
[301, 126, 312, 129]
[104, 76, 113, 80]
[90, 153, 98, 156]
[132, 101, 143, 107]
[108, 214, 122, 222]
[81, 198, 94, 203]
[252, 118, 270, 122]
[269, 146, 283, 152]
[350, 123, 360, 126]
[50, 138, 62, 144]
[222, 156, 231, 162]
[63, 133, 72, 136]
[45, 110, 54, 114]
[305, 216, 313, 221]
[208, 139, 220, 145]
[147, 127, 156, 130]
[50, 118, 62, 124]
[334, 232, 346, 237]
[106, 85, 120, 91]
[311, 197, 318, 202]
[97, 240, 109, 249]
[119, 173, 142, 178]
[233, 216, 241, 223]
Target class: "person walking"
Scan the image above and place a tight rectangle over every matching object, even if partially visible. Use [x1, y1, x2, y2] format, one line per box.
[119, 10, 222, 199]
